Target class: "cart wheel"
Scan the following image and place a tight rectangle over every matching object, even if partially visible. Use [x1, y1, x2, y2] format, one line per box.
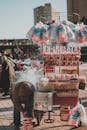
[44, 111, 54, 123]
[44, 119, 54, 123]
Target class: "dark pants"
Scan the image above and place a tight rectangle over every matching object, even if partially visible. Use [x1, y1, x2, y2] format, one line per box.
[0, 69, 10, 93]
[13, 106, 20, 126]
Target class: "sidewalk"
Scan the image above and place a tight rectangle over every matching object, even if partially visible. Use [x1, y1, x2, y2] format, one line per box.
[0, 94, 15, 130]
[0, 89, 87, 130]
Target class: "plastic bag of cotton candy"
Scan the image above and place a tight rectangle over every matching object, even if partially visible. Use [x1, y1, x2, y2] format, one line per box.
[80, 105, 87, 126]
[14, 67, 44, 89]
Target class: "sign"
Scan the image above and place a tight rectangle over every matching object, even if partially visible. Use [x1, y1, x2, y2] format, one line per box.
[34, 92, 53, 111]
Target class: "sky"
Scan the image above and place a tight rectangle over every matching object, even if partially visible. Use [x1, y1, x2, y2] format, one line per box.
[0, 0, 67, 39]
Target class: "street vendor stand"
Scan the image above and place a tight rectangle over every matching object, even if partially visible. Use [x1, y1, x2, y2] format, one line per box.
[35, 45, 80, 122]
[17, 20, 87, 126]
[8, 18, 87, 129]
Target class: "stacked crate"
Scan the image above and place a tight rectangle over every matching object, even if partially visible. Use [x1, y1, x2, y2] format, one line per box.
[53, 79, 79, 106]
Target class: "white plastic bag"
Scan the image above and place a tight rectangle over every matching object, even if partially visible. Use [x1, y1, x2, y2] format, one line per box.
[80, 104, 87, 126]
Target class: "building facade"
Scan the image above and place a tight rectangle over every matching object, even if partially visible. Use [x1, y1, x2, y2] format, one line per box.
[67, 0, 87, 23]
[34, 3, 59, 24]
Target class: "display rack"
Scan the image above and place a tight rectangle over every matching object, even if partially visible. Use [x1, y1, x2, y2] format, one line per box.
[42, 45, 80, 106]
[36, 45, 81, 122]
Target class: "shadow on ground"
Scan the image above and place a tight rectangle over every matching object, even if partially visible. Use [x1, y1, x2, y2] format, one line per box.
[0, 125, 20, 130]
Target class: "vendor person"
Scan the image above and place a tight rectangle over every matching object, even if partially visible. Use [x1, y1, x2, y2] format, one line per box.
[0, 51, 15, 96]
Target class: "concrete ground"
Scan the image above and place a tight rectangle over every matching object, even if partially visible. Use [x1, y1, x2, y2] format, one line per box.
[0, 89, 87, 130]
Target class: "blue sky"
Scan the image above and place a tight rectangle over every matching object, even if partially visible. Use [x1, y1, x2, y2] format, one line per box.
[0, 0, 67, 39]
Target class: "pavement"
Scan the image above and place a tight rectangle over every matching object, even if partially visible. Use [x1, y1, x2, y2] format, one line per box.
[0, 94, 15, 130]
[0, 89, 87, 130]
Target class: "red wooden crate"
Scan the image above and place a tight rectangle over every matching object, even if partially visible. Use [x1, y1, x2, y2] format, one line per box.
[53, 94, 78, 106]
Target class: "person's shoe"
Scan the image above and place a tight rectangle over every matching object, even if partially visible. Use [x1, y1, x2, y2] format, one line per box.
[70, 125, 80, 130]
[2, 93, 9, 96]
[78, 121, 82, 127]
[70, 126, 78, 129]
